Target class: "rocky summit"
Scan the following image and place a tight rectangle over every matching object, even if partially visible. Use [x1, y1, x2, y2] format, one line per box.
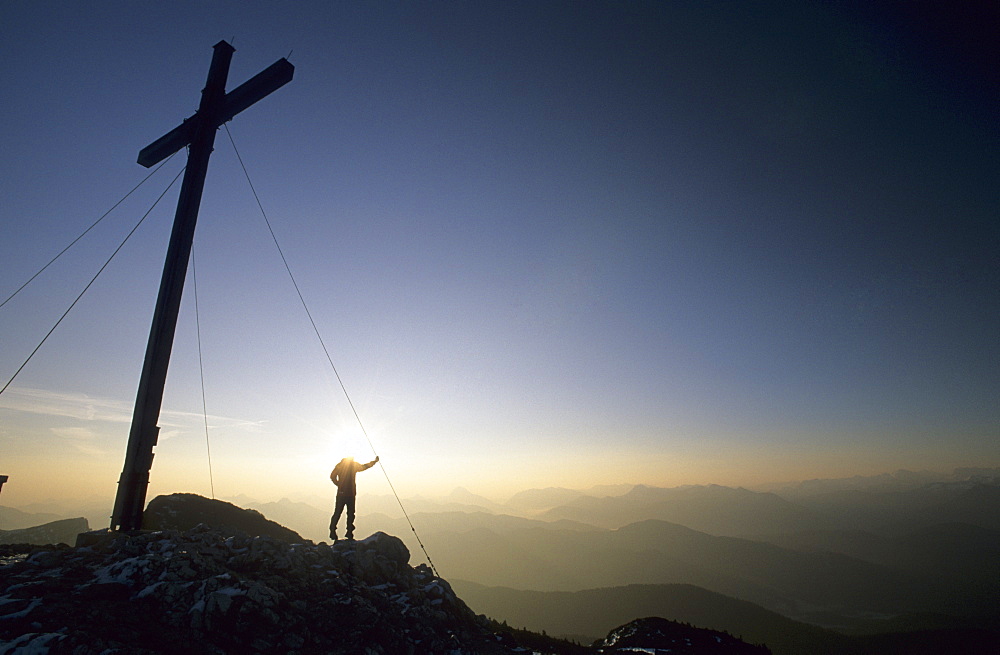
[0, 526, 521, 654]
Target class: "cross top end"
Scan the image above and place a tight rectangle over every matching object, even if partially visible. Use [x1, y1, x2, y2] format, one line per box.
[136, 43, 294, 168]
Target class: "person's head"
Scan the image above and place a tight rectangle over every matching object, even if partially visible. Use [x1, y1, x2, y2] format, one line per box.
[341, 456, 354, 465]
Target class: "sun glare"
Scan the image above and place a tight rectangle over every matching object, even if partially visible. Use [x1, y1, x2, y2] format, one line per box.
[323, 426, 372, 465]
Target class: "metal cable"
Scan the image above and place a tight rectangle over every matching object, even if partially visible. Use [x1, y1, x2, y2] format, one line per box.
[192, 248, 216, 499]
[0, 166, 186, 396]
[223, 123, 440, 577]
[0, 153, 177, 309]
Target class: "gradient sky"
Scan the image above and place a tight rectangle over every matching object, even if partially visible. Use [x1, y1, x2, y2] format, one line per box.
[1, 1, 997, 512]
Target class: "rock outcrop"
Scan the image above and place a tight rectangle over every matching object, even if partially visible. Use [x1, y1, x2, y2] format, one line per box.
[143, 493, 303, 542]
[594, 616, 771, 654]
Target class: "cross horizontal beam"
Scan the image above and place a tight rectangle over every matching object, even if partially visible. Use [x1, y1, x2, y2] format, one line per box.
[137, 57, 294, 168]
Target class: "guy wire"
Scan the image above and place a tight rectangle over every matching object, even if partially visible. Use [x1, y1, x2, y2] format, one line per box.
[1, 165, 186, 396]
[192, 247, 216, 499]
[223, 123, 440, 578]
[1, 153, 178, 309]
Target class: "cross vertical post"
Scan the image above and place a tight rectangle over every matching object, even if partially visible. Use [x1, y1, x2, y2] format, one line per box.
[110, 41, 293, 532]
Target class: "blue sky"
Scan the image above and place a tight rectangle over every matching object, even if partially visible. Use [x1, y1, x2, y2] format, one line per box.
[1, 1, 997, 509]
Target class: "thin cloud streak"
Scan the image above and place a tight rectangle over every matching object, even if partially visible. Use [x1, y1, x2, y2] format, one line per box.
[0, 386, 265, 433]
[50, 427, 110, 457]
[0, 387, 132, 423]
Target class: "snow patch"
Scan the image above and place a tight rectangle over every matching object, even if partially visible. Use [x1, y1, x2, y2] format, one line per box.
[0, 631, 62, 655]
[92, 556, 150, 584]
[0, 598, 41, 621]
[136, 581, 164, 599]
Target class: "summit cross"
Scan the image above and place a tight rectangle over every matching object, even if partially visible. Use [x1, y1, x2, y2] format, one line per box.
[111, 41, 293, 532]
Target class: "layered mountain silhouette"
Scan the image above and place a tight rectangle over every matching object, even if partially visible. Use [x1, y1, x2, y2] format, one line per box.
[786, 482, 1000, 534]
[371, 514, 948, 624]
[0, 506, 63, 531]
[541, 484, 820, 535]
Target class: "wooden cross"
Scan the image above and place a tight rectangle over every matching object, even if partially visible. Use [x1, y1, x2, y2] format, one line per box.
[111, 41, 293, 532]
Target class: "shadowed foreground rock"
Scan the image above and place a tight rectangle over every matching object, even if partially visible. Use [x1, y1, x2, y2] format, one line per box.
[0, 526, 521, 654]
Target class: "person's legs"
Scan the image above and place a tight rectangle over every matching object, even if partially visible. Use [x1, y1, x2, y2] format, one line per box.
[346, 495, 357, 540]
[330, 495, 348, 540]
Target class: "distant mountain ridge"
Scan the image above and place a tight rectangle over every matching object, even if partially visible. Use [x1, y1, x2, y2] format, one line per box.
[505, 487, 587, 512]
[783, 481, 1000, 534]
[399, 514, 945, 624]
[756, 522, 1000, 589]
[765, 467, 1000, 496]
[0, 517, 89, 546]
[0, 506, 63, 531]
[541, 484, 821, 535]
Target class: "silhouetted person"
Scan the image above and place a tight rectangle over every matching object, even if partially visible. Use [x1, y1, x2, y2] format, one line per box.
[329, 455, 378, 541]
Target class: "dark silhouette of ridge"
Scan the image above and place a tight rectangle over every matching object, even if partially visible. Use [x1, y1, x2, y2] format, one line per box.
[143, 493, 304, 542]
